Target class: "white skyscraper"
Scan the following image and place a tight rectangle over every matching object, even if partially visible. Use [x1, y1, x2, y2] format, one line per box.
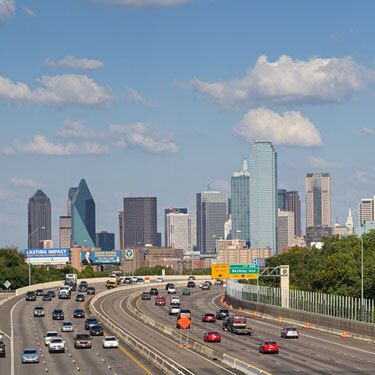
[165, 212, 189, 252]
[358, 198, 374, 226]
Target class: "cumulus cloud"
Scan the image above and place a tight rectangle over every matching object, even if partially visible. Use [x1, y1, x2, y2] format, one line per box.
[109, 122, 178, 153]
[45, 55, 104, 70]
[21, 6, 36, 17]
[309, 157, 340, 169]
[56, 120, 105, 139]
[0, 74, 112, 107]
[93, 0, 189, 7]
[11, 177, 42, 188]
[233, 108, 323, 147]
[185, 55, 373, 107]
[0, 0, 15, 20]
[3, 135, 110, 155]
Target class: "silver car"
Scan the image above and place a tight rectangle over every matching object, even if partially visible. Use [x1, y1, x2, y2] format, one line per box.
[61, 322, 74, 332]
[21, 348, 39, 363]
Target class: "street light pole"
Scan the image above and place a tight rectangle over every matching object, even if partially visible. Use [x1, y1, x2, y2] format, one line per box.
[27, 226, 45, 286]
[361, 236, 364, 321]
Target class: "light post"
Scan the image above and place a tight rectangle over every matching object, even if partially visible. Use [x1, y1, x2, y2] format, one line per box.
[27, 226, 45, 286]
[361, 236, 364, 321]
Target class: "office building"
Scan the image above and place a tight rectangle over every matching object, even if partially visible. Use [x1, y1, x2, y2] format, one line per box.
[231, 158, 250, 242]
[249, 142, 278, 255]
[165, 211, 189, 252]
[67, 187, 78, 216]
[28, 189, 52, 248]
[118, 212, 124, 249]
[196, 191, 227, 254]
[59, 216, 71, 248]
[358, 198, 374, 226]
[123, 197, 157, 247]
[71, 179, 96, 247]
[306, 226, 332, 247]
[287, 191, 302, 236]
[96, 231, 115, 250]
[277, 210, 295, 251]
[278, 189, 288, 211]
[188, 216, 197, 250]
[164, 208, 188, 246]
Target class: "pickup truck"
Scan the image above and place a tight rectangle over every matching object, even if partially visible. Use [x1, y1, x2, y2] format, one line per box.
[222, 315, 252, 335]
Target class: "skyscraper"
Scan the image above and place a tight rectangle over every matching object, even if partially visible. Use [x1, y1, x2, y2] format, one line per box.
[96, 231, 115, 250]
[188, 216, 197, 250]
[287, 191, 301, 236]
[59, 216, 71, 248]
[71, 179, 96, 247]
[196, 191, 227, 254]
[231, 158, 250, 242]
[164, 208, 188, 246]
[249, 142, 278, 255]
[278, 189, 288, 211]
[306, 173, 331, 228]
[165, 212, 189, 251]
[28, 189, 52, 248]
[358, 198, 374, 226]
[123, 197, 157, 247]
[118, 212, 124, 249]
[277, 209, 295, 251]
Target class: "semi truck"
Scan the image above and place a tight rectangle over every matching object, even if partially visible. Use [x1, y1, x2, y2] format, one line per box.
[222, 315, 252, 335]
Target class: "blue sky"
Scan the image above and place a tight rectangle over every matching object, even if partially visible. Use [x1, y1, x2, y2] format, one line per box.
[1, 0, 375, 249]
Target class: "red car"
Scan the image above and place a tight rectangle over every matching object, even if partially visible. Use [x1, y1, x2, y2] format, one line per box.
[202, 313, 216, 323]
[155, 296, 166, 306]
[259, 340, 279, 354]
[204, 331, 221, 342]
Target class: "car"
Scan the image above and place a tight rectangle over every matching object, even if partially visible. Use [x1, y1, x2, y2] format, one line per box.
[44, 331, 60, 346]
[85, 317, 99, 330]
[76, 294, 85, 302]
[150, 288, 158, 296]
[21, 348, 39, 363]
[73, 309, 85, 318]
[142, 292, 151, 300]
[204, 331, 221, 342]
[25, 291, 36, 301]
[202, 313, 216, 323]
[155, 296, 166, 306]
[87, 287, 96, 295]
[165, 283, 175, 290]
[0, 341, 6, 358]
[33, 306, 45, 317]
[42, 293, 52, 301]
[170, 296, 180, 305]
[188, 275, 196, 281]
[167, 286, 177, 294]
[201, 283, 211, 290]
[74, 334, 92, 349]
[123, 277, 132, 284]
[136, 278, 145, 285]
[169, 306, 180, 315]
[281, 327, 299, 339]
[48, 338, 65, 353]
[182, 288, 191, 295]
[78, 281, 88, 292]
[52, 309, 64, 320]
[102, 336, 119, 349]
[90, 324, 104, 336]
[259, 340, 279, 354]
[35, 289, 44, 296]
[131, 277, 138, 283]
[47, 290, 56, 298]
[187, 281, 195, 288]
[156, 277, 164, 283]
[200, 281, 212, 288]
[214, 279, 224, 285]
[61, 322, 74, 332]
[216, 309, 229, 320]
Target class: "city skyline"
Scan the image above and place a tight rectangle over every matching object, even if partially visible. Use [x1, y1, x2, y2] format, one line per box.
[3, 1, 375, 249]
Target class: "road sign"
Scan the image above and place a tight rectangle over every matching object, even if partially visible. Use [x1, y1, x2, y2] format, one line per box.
[252, 258, 258, 265]
[229, 264, 259, 279]
[211, 264, 229, 279]
[177, 316, 191, 329]
[125, 249, 134, 260]
[3, 280, 11, 289]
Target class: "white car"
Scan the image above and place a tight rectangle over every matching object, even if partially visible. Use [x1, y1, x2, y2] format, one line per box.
[281, 327, 299, 339]
[102, 336, 119, 349]
[156, 277, 164, 283]
[48, 338, 65, 353]
[61, 322, 74, 332]
[44, 331, 60, 346]
[131, 277, 138, 283]
[167, 286, 177, 294]
[170, 296, 180, 305]
[169, 306, 180, 315]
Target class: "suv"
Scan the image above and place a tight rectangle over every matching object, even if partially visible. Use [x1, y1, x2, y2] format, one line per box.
[216, 309, 229, 320]
[76, 294, 85, 302]
[150, 288, 158, 296]
[33, 306, 45, 317]
[42, 293, 52, 301]
[73, 309, 85, 318]
[90, 324, 104, 336]
[165, 283, 175, 290]
[87, 287, 96, 295]
[142, 292, 151, 300]
[170, 296, 180, 305]
[78, 281, 88, 292]
[48, 338, 65, 353]
[85, 317, 99, 330]
[74, 334, 92, 349]
[25, 291, 36, 301]
[167, 286, 177, 294]
[44, 331, 60, 346]
[52, 309, 64, 320]
[187, 281, 195, 288]
[35, 289, 44, 296]
[281, 327, 299, 339]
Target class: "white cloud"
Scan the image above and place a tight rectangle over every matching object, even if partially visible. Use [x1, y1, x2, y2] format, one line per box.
[358, 127, 375, 136]
[0, 74, 112, 107]
[0, 0, 15, 20]
[11, 177, 42, 188]
[21, 6, 36, 17]
[185, 55, 373, 107]
[57, 120, 104, 139]
[110, 122, 178, 153]
[309, 157, 340, 169]
[94, 0, 189, 7]
[128, 88, 154, 107]
[354, 170, 375, 184]
[233, 108, 323, 147]
[45, 55, 104, 70]
[3, 135, 110, 155]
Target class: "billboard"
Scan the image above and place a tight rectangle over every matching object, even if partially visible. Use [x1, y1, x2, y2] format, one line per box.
[81, 250, 121, 265]
[24, 248, 70, 265]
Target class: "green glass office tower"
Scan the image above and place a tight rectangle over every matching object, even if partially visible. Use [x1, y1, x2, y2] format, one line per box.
[71, 179, 96, 247]
[249, 142, 278, 255]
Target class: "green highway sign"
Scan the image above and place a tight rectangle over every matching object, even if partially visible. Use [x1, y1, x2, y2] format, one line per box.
[125, 249, 134, 260]
[229, 264, 259, 279]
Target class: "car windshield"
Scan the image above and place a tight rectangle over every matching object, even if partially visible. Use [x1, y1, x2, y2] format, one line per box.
[51, 338, 62, 343]
[105, 337, 116, 341]
[35, 307, 44, 310]
[206, 314, 215, 316]
[75, 309, 83, 313]
[91, 325, 101, 329]
[265, 341, 277, 345]
[47, 332, 58, 337]
[63, 322, 72, 326]
[54, 310, 63, 313]
[287, 328, 297, 331]
[24, 350, 37, 355]
[77, 335, 89, 339]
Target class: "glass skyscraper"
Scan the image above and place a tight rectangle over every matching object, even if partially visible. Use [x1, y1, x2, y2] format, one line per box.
[71, 179, 96, 247]
[231, 158, 250, 243]
[249, 142, 278, 255]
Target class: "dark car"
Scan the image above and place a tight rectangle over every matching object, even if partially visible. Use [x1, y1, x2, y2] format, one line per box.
[90, 325, 104, 336]
[25, 291, 36, 301]
[216, 309, 229, 320]
[42, 293, 52, 301]
[187, 281, 195, 288]
[0, 341, 6, 358]
[52, 309, 64, 320]
[76, 294, 85, 302]
[86, 287, 96, 295]
[35, 289, 44, 296]
[47, 290, 56, 298]
[85, 317, 99, 330]
[123, 277, 132, 284]
[73, 309, 85, 318]
[74, 334, 92, 349]
[165, 283, 175, 291]
[150, 288, 158, 296]
[78, 281, 88, 292]
[142, 292, 151, 300]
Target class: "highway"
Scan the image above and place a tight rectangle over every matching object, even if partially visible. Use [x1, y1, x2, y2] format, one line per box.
[0, 284, 160, 375]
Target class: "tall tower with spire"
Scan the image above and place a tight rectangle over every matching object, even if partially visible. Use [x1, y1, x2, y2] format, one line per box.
[345, 208, 354, 234]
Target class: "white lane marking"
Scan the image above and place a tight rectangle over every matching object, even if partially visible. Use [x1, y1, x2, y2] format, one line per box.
[10, 298, 25, 375]
[211, 294, 375, 356]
